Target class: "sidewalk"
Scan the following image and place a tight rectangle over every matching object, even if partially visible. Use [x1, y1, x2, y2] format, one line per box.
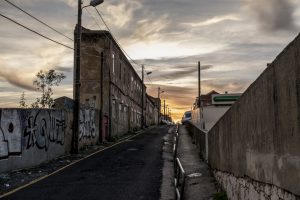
[177, 125, 217, 200]
[160, 125, 176, 200]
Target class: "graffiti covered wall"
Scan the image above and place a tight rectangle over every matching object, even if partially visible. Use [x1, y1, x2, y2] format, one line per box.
[0, 109, 72, 173]
[79, 98, 97, 141]
[78, 96, 99, 148]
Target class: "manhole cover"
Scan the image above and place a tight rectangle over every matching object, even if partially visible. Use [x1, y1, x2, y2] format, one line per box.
[187, 173, 202, 178]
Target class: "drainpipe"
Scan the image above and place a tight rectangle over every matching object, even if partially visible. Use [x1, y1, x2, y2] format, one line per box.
[100, 51, 104, 143]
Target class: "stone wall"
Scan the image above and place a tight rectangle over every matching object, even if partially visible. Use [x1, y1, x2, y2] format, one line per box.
[208, 33, 300, 198]
[0, 109, 72, 173]
[214, 171, 297, 200]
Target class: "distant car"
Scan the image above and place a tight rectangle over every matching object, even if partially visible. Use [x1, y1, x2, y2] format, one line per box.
[181, 111, 192, 124]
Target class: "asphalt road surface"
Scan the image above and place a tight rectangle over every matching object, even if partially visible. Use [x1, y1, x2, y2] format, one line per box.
[2, 126, 173, 200]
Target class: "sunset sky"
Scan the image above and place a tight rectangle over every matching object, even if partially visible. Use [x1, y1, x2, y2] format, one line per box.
[0, 0, 300, 121]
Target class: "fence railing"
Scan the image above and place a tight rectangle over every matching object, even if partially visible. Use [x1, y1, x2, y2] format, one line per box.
[174, 157, 185, 200]
[173, 124, 179, 160]
[173, 124, 186, 200]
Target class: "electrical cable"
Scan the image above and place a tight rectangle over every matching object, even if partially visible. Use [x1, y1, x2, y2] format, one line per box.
[82, 7, 139, 72]
[84, 7, 103, 30]
[94, 7, 141, 67]
[4, 0, 73, 41]
[88, 6, 155, 85]
[0, 12, 74, 50]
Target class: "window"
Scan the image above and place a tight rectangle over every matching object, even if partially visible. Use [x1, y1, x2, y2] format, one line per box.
[124, 68, 126, 84]
[112, 53, 115, 73]
[119, 62, 122, 80]
[112, 100, 116, 119]
[119, 104, 122, 120]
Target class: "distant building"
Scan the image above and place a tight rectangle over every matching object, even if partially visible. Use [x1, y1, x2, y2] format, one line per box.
[146, 94, 159, 126]
[192, 91, 242, 131]
[194, 90, 219, 108]
[53, 96, 74, 112]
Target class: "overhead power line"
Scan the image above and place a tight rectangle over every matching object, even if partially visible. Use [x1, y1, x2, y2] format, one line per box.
[4, 0, 73, 41]
[87, 6, 154, 85]
[84, 7, 103, 30]
[94, 7, 141, 67]
[93, 7, 162, 84]
[0, 12, 74, 50]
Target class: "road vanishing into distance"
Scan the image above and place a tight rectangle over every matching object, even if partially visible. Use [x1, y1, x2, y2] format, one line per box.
[2, 126, 173, 200]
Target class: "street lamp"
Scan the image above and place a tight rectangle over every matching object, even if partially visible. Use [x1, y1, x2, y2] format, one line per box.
[90, 0, 104, 7]
[73, 0, 104, 153]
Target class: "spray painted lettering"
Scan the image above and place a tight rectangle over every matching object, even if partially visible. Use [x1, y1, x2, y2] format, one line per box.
[24, 110, 65, 151]
[0, 110, 22, 158]
[79, 98, 96, 140]
[0, 109, 66, 159]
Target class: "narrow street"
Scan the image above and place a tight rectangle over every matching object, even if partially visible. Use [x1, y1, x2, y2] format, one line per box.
[2, 126, 174, 200]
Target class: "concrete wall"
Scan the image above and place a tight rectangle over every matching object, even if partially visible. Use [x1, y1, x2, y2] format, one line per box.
[192, 106, 230, 131]
[186, 122, 208, 161]
[208, 33, 300, 198]
[0, 109, 72, 173]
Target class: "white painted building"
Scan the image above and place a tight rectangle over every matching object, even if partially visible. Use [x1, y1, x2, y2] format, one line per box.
[192, 92, 242, 131]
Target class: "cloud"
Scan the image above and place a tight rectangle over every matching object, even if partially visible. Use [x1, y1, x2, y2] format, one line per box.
[64, 0, 76, 8]
[129, 15, 169, 43]
[104, 0, 141, 28]
[55, 66, 72, 72]
[246, 0, 296, 31]
[202, 79, 250, 94]
[183, 14, 241, 27]
[0, 67, 35, 91]
[0, 0, 299, 120]
[148, 65, 213, 81]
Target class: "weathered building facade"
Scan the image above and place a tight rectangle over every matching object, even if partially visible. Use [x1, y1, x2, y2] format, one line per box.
[79, 28, 158, 145]
[145, 94, 159, 127]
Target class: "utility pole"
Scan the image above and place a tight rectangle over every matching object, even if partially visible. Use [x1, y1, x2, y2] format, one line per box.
[157, 87, 160, 125]
[73, 0, 83, 153]
[166, 104, 168, 121]
[141, 64, 144, 129]
[74, 0, 104, 151]
[163, 100, 166, 121]
[198, 61, 201, 107]
[100, 52, 104, 142]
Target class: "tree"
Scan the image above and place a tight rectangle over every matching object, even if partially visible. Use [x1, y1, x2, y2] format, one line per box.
[32, 69, 66, 108]
[19, 92, 28, 108]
